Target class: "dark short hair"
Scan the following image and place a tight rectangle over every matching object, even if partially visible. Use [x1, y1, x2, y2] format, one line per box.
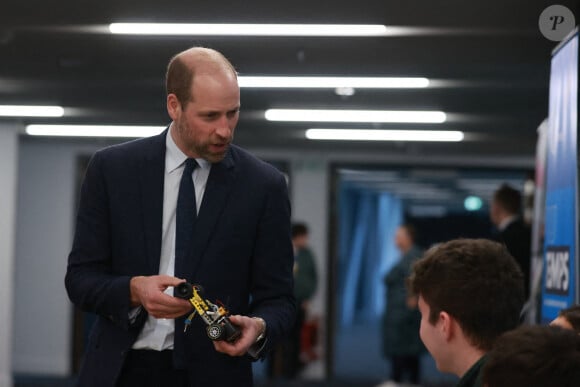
[559, 305, 580, 333]
[483, 326, 580, 387]
[493, 184, 522, 215]
[166, 55, 193, 108]
[408, 238, 524, 351]
[291, 223, 308, 238]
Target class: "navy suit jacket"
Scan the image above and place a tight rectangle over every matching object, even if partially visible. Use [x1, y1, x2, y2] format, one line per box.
[499, 218, 531, 297]
[65, 130, 295, 386]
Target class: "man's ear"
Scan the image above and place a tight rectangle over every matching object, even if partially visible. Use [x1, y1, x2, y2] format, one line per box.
[167, 94, 181, 120]
[438, 311, 455, 342]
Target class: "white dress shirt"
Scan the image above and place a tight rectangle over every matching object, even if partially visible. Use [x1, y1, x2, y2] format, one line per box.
[132, 128, 211, 350]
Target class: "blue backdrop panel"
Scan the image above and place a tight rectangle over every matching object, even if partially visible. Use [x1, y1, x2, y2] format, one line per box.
[541, 31, 579, 322]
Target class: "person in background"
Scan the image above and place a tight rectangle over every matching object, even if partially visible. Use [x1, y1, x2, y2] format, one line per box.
[408, 239, 524, 387]
[482, 325, 580, 387]
[490, 184, 531, 298]
[381, 224, 424, 385]
[269, 222, 318, 378]
[550, 305, 580, 333]
[65, 47, 295, 387]
[290, 223, 318, 375]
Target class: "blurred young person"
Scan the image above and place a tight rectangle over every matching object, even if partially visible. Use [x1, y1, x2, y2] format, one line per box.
[483, 325, 580, 387]
[382, 224, 424, 384]
[408, 239, 524, 387]
[269, 223, 318, 378]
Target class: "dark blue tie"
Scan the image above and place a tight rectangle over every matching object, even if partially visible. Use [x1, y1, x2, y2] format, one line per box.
[175, 158, 198, 280]
[174, 158, 197, 368]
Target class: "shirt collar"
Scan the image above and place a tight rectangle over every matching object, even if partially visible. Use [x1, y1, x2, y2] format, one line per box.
[498, 215, 518, 232]
[165, 125, 211, 173]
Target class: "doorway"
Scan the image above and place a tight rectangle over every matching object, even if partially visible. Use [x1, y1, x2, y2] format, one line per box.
[328, 165, 530, 384]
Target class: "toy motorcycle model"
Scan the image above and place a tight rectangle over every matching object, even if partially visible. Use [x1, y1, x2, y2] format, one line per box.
[175, 282, 241, 343]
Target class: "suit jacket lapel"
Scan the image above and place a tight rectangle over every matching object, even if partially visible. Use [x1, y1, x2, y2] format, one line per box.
[139, 130, 167, 275]
[188, 149, 236, 279]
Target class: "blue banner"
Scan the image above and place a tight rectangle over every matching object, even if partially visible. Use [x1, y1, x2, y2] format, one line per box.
[541, 31, 579, 322]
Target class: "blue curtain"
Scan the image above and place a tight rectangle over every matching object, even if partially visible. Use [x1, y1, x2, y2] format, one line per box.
[338, 184, 403, 327]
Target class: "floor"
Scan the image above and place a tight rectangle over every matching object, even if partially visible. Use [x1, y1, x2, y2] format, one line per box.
[13, 321, 456, 387]
[333, 322, 457, 386]
[14, 379, 452, 387]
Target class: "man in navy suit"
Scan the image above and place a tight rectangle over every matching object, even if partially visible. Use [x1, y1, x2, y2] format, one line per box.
[65, 47, 295, 387]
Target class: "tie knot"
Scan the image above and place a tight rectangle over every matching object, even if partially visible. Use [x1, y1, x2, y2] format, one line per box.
[183, 158, 198, 174]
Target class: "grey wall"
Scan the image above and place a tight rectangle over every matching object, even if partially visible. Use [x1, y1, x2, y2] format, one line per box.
[12, 140, 102, 375]
[0, 123, 19, 387]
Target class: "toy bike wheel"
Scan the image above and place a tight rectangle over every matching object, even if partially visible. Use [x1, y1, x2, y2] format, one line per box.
[174, 282, 193, 299]
[207, 323, 224, 341]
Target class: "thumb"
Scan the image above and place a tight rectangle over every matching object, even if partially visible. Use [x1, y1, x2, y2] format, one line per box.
[158, 275, 187, 287]
[227, 315, 246, 326]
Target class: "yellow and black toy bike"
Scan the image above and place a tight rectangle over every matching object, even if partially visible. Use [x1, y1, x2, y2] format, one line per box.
[175, 282, 242, 343]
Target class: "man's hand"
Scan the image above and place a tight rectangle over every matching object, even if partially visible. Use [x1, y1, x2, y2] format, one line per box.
[130, 275, 192, 319]
[213, 315, 264, 356]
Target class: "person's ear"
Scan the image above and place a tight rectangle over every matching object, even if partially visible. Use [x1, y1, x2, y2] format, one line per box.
[167, 94, 181, 120]
[438, 311, 454, 342]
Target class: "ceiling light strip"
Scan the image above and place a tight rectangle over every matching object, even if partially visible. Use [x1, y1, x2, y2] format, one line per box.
[109, 23, 389, 37]
[25, 125, 165, 138]
[0, 105, 64, 117]
[305, 128, 464, 142]
[238, 76, 429, 88]
[266, 109, 447, 123]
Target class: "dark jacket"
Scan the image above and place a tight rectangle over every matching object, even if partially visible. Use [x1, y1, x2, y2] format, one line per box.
[65, 130, 295, 387]
[456, 355, 486, 387]
[294, 247, 318, 304]
[382, 246, 424, 357]
[499, 218, 531, 297]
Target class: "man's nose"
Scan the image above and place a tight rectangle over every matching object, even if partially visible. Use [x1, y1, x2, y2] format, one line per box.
[215, 117, 233, 139]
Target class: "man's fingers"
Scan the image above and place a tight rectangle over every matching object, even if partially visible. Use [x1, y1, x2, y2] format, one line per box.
[213, 339, 250, 356]
[227, 315, 245, 325]
[142, 289, 192, 318]
[156, 275, 187, 288]
[213, 315, 261, 356]
[147, 302, 192, 319]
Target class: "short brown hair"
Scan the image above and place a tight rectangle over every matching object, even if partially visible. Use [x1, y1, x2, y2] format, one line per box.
[291, 223, 309, 239]
[483, 326, 580, 387]
[166, 55, 193, 107]
[493, 184, 522, 215]
[165, 47, 238, 108]
[408, 238, 524, 350]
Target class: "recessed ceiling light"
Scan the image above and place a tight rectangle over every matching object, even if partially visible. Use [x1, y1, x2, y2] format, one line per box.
[0, 105, 64, 117]
[335, 87, 356, 96]
[238, 76, 429, 88]
[109, 23, 389, 37]
[25, 125, 165, 138]
[305, 128, 464, 142]
[109, 23, 387, 36]
[266, 109, 447, 123]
